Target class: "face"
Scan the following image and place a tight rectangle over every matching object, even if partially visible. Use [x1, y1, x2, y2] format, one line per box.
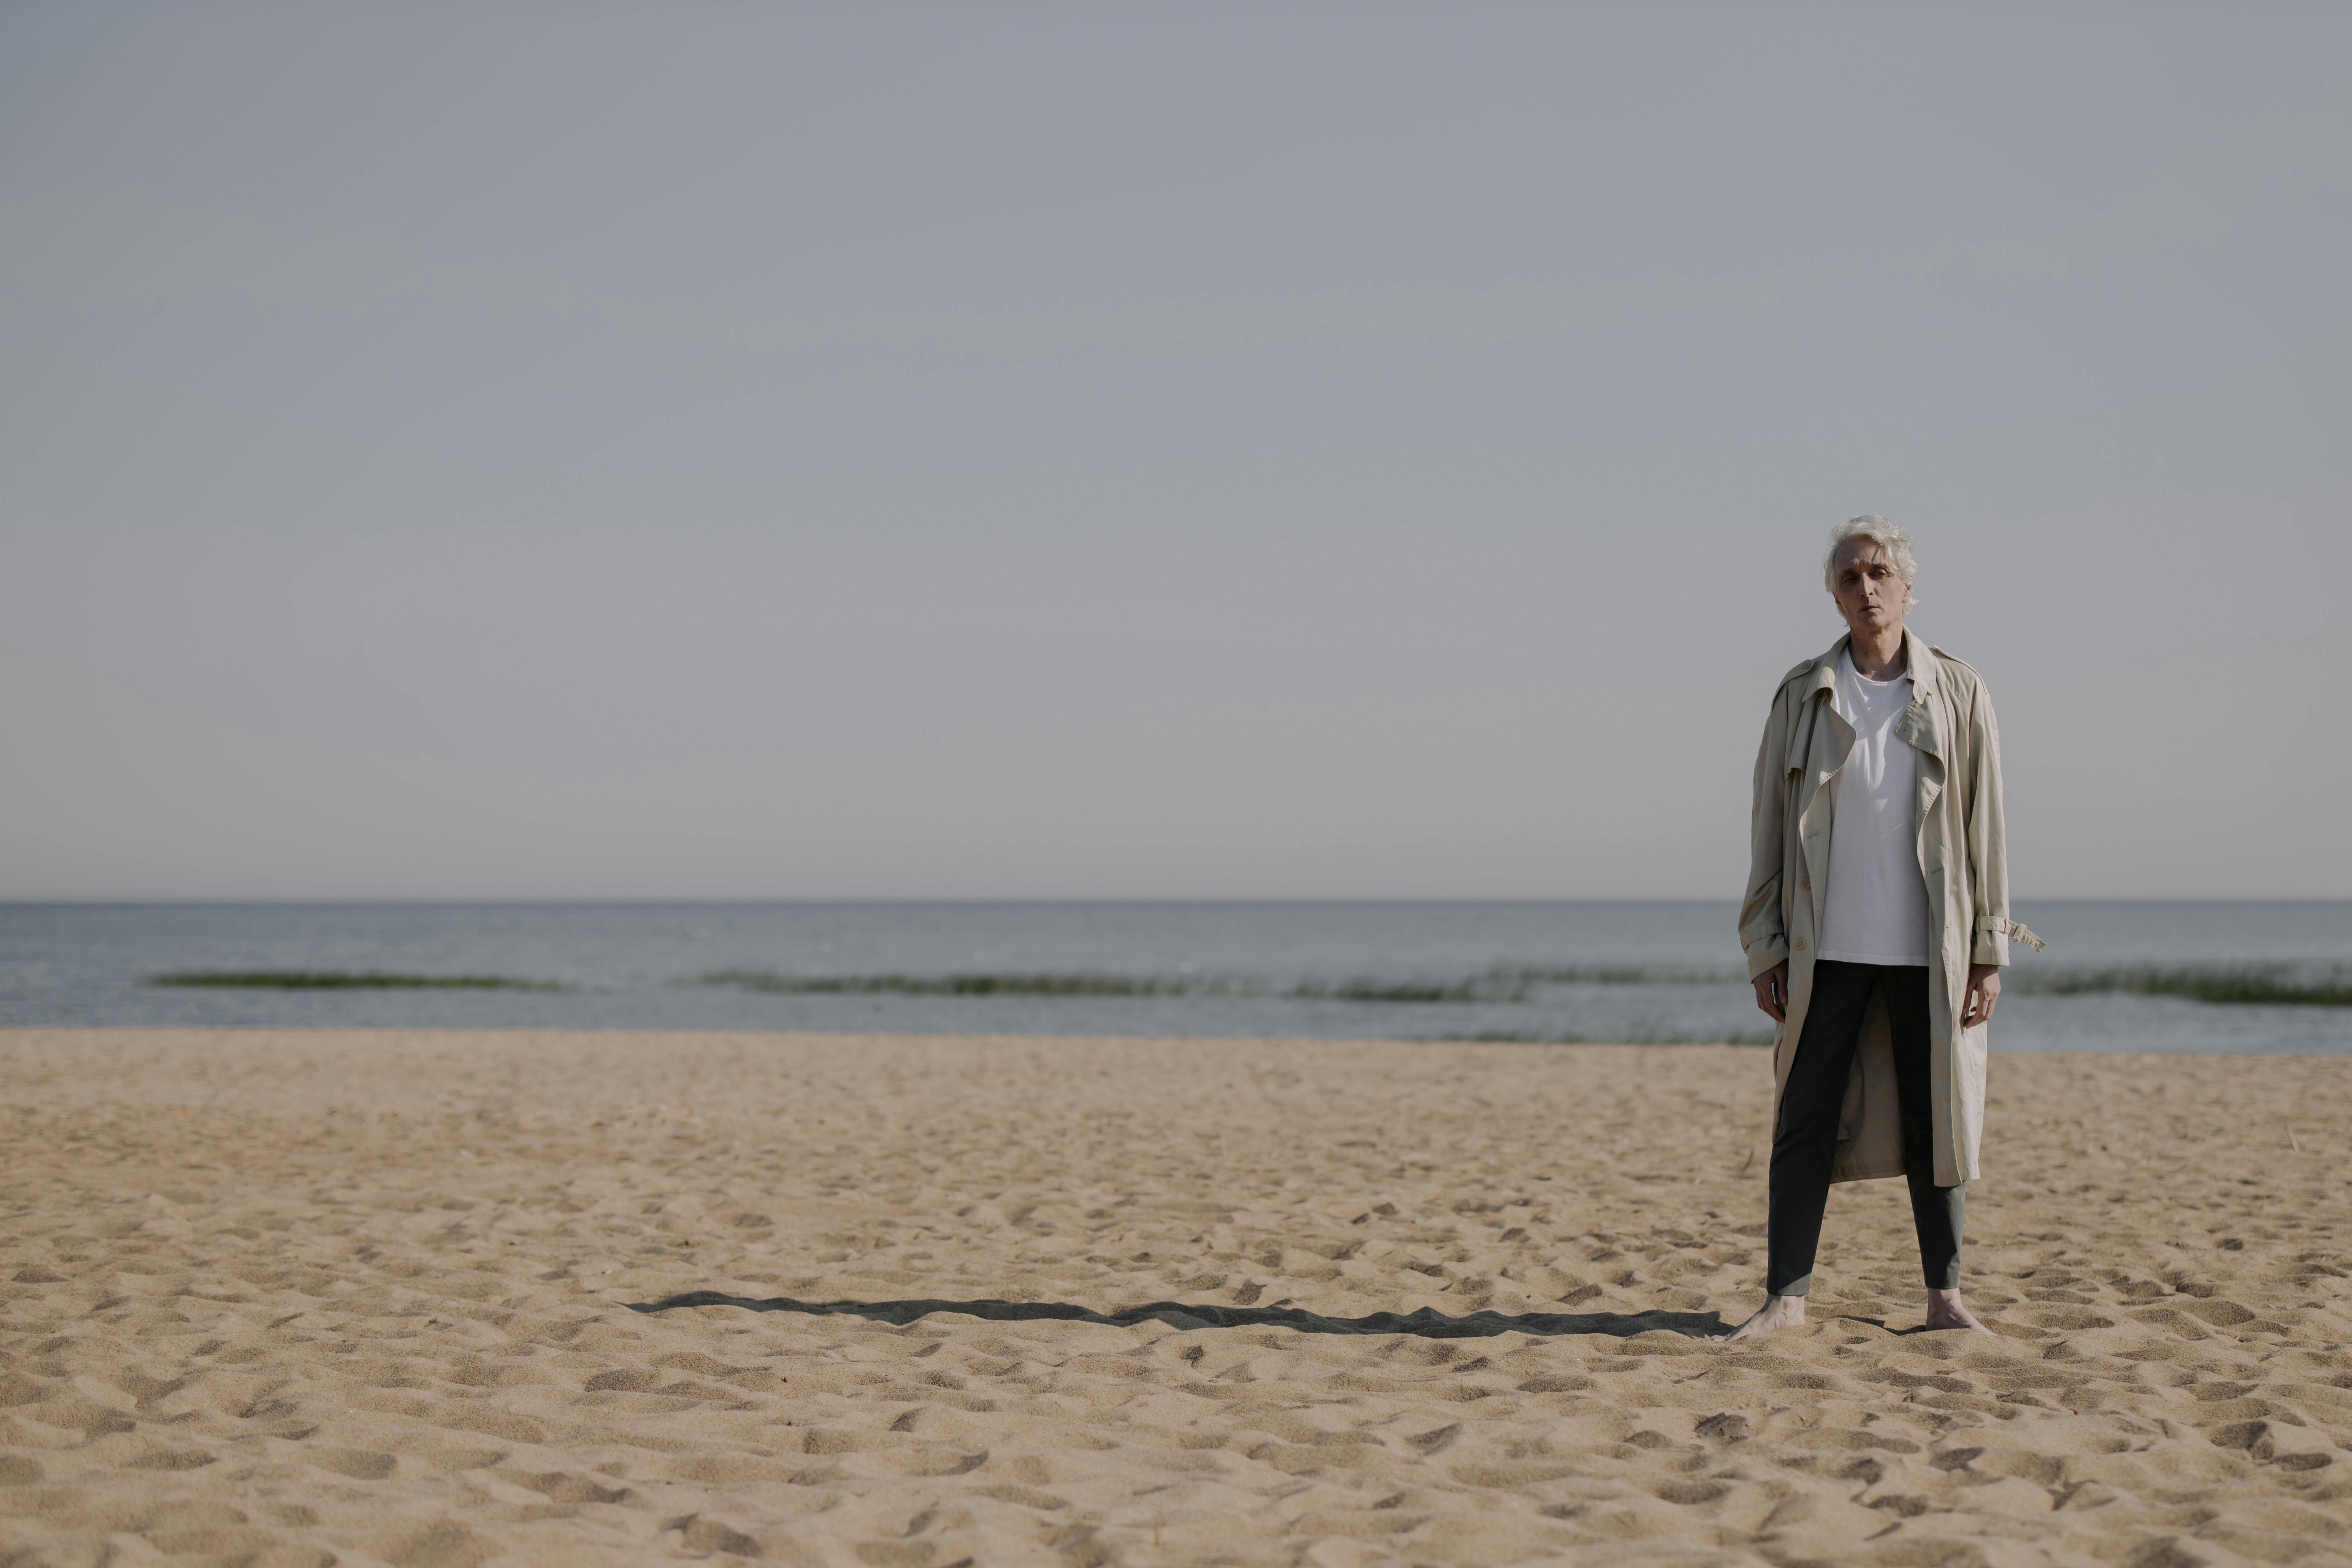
[1830, 539, 1911, 636]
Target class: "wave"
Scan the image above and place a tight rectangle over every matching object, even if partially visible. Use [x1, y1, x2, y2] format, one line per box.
[1491, 965, 1745, 986]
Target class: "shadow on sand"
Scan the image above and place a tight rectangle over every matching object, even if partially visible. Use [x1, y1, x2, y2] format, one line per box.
[625, 1291, 1728, 1341]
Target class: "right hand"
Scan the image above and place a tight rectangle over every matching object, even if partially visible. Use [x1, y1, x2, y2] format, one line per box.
[1752, 961, 1789, 1023]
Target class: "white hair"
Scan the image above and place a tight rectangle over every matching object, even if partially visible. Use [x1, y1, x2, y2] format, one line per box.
[1822, 515, 1918, 599]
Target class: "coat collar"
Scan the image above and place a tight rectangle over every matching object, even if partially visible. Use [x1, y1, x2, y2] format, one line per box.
[1802, 626, 1939, 702]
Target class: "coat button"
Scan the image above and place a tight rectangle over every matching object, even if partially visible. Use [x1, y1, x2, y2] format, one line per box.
[1799, 877, 1811, 890]
[1794, 939, 1807, 950]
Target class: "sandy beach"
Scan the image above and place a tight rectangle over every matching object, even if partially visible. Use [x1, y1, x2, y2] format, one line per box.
[2, 1029, 2347, 1567]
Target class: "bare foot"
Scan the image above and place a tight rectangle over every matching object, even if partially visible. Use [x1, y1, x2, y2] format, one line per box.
[1924, 1287, 1994, 1335]
[1724, 1294, 1806, 1341]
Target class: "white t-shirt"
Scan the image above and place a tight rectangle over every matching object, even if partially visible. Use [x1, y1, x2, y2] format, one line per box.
[1817, 650, 1933, 966]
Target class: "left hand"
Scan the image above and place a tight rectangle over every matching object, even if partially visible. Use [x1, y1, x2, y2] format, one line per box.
[1962, 962, 2001, 1028]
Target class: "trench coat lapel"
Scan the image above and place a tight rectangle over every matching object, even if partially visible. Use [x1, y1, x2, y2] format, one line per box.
[1788, 638, 1846, 881]
[1893, 627, 1947, 819]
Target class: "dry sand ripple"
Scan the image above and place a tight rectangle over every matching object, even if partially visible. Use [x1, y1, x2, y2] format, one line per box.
[2, 1028, 2348, 1566]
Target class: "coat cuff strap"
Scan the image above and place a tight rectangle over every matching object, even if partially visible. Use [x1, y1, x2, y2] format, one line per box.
[1972, 914, 2045, 965]
[1744, 936, 1790, 980]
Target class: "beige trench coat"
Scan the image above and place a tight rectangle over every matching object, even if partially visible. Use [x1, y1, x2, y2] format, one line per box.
[1738, 628, 2042, 1187]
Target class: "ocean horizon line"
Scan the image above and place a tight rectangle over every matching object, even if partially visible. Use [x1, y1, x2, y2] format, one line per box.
[8, 895, 2349, 908]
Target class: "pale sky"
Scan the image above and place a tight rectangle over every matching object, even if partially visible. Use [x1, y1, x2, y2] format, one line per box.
[4, 5, 2347, 900]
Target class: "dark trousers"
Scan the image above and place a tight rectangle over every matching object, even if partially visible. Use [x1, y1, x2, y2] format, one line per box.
[1767, 960, 1963, 1296]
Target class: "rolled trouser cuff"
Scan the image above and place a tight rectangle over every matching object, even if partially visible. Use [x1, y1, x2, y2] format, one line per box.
[1766, 1272, 1813, 1298]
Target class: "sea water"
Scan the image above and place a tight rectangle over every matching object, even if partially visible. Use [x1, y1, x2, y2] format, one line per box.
[2, 901, 2347, 1053]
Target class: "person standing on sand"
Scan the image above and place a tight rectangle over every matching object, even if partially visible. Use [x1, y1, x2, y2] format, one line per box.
[1726, 516, 2042, 1341]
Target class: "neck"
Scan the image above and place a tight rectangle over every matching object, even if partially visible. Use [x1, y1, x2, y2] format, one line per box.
[1848, 623, 1907, 680]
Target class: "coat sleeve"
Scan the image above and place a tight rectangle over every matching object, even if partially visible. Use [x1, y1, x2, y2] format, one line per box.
[1962, 677, 2043, 964]
[1738, 687, 1792, 980]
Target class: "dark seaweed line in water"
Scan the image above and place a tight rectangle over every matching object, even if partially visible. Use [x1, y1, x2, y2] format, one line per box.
[2003, 966, 2352, 1007]
[1435, 1029, 1777, 1047]
[693, 968, 1741, 1002]
[698, 970, 1218, 997]
[699, 967, 2352, 1006]
[147, 971, 573, 991]
[139, 968, 1607, 999]
[698, 970, 1500, 1001]
[139, 963, 2352, 1008]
